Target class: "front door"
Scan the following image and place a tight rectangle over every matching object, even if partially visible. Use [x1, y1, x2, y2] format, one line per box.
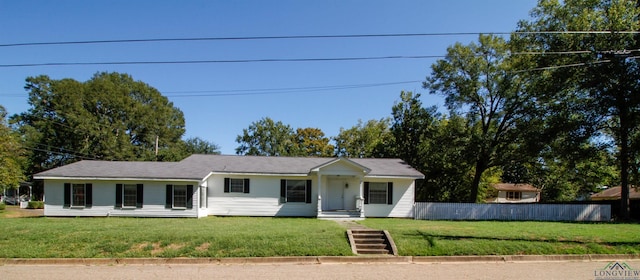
[327, 178, 344, 210]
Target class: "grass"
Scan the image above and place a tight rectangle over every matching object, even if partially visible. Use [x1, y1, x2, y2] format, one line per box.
[1, 212, 639, 258]
[360, 219, 640, 256]
[0, 217, 352, 258]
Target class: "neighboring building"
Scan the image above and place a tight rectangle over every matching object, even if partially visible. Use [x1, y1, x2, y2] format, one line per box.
[488, 183, 541, 203]
[33, 154, 424, 219]
[590, 186, 640, 201]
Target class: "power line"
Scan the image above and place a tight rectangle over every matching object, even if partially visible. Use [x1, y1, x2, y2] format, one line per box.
[0, 55, 446, 68]
[2, 31, 639, 48]
[3, 49, 636, 68]
[27, 143, 100, 160]
[512, 55, 640, 73]
[512, 59, 611, 73]
[165, 80, 422, 97]
[2, 80, 421, 97]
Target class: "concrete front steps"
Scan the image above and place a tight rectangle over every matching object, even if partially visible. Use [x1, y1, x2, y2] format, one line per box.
[317, 210, 363, 220]
[347, 229, 398, 255]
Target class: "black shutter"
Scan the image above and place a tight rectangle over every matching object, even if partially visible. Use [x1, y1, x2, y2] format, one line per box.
[187, 185, 194, 209]
[387, 182, 393, 205]
[136, 184, 144, 208]
[280, 180, 286, 202]
[165, 185, 173, 208]
[85, 184, 93, 208]
[244, 178, 250, 193]
[364, 182, 369, 204]
[224, 178, 230, 193]
[115, 184, 123, 208]
[305, 180, 312, 203]
[63, 183, 71, 208]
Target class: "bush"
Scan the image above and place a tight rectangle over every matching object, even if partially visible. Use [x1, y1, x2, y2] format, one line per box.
[27, 201, 44, 209]
[0, 203, 5, 211]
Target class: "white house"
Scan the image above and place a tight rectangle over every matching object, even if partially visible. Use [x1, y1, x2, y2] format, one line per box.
[34, 154, 424, 218]
[488, 183, 541, 203]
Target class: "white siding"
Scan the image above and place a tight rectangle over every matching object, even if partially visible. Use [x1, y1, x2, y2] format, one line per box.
[206, 175, 317, 217]
[495, 191, 539, 203]
[318, 160, 366, 176]
[43, 179, 200, 218]
[363, 179, 415, 218]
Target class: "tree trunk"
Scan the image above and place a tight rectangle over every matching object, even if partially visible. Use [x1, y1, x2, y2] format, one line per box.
[616, 78, 631, 220]
[619, 107, 631, 220]
[469, 160, 486, 203]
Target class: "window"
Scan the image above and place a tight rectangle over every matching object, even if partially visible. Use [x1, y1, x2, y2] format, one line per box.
[72, 184, 85, 206]
[173, 185, 187, 208]
[368, 183, 388, 204]
[506, 191, 522, 200]
[63, 183, 92, 208]
[123, 185, 137, 207]
[115, 184, 143, 209]
[280, 179, 312, 203]
[224, 178, 250, 193]
[165, 184, 194, 209]
[364, 182, 393, 205]
[287, 180, 306, 202]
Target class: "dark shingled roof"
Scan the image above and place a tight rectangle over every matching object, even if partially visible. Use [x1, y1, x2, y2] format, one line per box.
[34, 154, 425, 180]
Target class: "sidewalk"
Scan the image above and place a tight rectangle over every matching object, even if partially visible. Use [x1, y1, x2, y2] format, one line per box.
[2, 254, 640, 266]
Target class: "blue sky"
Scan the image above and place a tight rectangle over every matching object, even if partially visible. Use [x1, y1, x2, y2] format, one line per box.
[0, 0, 538, 154]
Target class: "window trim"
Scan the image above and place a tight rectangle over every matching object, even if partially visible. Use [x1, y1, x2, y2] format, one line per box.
[280, 179, 312, 204]
[224, 178, 250, 193]
[165, 184, 194, 210]
[286, 180, 307, 203]
[71, 183, 86, 208]
[173, 185, 188, 209]
[506, 191, 522, 201]
[364, 182, 393, 205]
[64, 183, 92, 208]
[116, 184, 144, 209]
[122, 184, 138, 208]
[368, 182, 388, 204]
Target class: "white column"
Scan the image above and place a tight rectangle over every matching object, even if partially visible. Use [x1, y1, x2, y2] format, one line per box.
[358, 177, 365, 217]
[317, 172, 322, 215]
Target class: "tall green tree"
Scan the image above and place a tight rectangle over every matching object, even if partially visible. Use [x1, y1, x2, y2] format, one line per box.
[235, 117, 297, 156]
[390, 91, 438, 168]
[0, 105, 26, 192]
[423, 35, 535, 202]
[515, 0, 640, 218]
[333, 119, 392, 158]
[418, 114, 476, 202]
[183, 137, 221, 155]
[236, 118, 334, 157]
[294, 127, 334, 157]
[11, 72, 186, 173]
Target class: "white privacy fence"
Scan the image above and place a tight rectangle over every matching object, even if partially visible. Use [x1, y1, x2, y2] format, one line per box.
[414, 202, 611, 221]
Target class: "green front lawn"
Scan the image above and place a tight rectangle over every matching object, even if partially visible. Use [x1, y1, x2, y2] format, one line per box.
[0, 217, 352, 258]
[360, 219, 640, 256]
[1, 216, 639, 258]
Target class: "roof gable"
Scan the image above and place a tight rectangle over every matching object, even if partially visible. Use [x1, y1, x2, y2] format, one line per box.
[310, 158, 371, 176]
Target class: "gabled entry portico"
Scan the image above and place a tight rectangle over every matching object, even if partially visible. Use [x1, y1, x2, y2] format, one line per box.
[312, 158, 370, 219]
